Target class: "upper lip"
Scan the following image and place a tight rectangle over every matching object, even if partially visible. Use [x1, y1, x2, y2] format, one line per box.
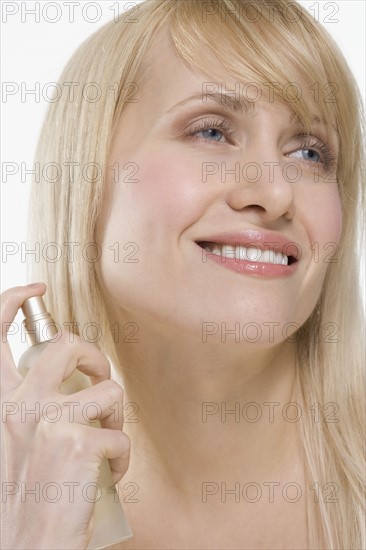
[195, 229, 301, 261]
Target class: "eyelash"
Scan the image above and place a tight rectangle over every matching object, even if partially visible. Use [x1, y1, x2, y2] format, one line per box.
[186, 118, 236, 141]
[296, 134, 337, 172]
[185, 118, 338, 172]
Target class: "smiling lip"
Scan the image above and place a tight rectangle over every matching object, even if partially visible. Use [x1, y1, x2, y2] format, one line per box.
[195, 229, 301, 278]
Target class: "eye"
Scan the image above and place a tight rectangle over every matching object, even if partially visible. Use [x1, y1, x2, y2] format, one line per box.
[198, 128, 224, 142]
[185, 118, 235, 143]
[288, 135, 337, 172]
[296, 149, 320, 163]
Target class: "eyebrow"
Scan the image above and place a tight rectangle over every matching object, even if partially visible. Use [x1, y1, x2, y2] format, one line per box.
[289, 112, 331, 128]
[165, 91, 338, 139]
[290, 112, 339, 145]
[166, 92, 255, 115]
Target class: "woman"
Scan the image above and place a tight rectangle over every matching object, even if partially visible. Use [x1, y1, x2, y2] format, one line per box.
[1, 0, 365, 548]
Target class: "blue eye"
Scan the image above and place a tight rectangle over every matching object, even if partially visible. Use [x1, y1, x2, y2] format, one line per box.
[198, 128, 224, 141]
[289, 135, 337, 172]
[186, 118, 234, 143]
[300, 149, 321, 163]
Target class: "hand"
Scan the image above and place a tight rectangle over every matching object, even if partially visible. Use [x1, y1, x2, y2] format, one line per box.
[1, 283, 131, 549]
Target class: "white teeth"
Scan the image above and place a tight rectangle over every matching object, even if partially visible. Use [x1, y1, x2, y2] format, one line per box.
[211, 245, 222, 256]
[223, 244, 236, 258]
[203, 244, 289, 265]
[246, 247, 261, 261]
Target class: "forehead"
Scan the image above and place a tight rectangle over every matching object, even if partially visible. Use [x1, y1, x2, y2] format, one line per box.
[136, 28, 337, 143]
[139, 24, 310, 110]
[141, 24, 300, 90]
[139, 29, 268, 113]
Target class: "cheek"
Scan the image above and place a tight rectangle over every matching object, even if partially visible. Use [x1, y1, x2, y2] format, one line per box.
[128, 155, 205, 228]
[96, 152, 207, 294]
[96, 152, 214, 325]
[304, 185, 342, 254]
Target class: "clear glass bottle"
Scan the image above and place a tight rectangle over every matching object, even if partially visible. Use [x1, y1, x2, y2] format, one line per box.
[18, 295, 133, 549]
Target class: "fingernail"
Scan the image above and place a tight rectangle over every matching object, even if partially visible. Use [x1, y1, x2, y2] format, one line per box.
[27, 282, 45, 288]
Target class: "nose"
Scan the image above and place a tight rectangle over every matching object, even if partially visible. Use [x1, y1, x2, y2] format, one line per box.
[224, 145, 296, 222]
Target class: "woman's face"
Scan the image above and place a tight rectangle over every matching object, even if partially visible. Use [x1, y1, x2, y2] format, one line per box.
[95, 30, 342, 347]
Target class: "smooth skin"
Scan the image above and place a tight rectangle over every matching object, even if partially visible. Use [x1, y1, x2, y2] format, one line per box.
[95, 27, 341, 549]
[2, 26, 342, 550]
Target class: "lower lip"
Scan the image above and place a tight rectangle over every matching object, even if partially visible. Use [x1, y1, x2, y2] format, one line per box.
[196, 244, 299, 278]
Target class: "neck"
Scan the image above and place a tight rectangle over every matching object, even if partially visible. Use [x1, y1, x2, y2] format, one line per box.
[112, 318, 303, 503]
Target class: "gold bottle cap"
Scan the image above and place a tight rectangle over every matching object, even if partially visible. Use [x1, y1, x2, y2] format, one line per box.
[21, 296, 58, 346]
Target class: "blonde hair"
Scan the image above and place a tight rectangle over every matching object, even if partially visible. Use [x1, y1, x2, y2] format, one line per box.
[28, 1, 365, 548]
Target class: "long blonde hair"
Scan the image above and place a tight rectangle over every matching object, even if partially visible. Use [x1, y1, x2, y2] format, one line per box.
[28, 1, 365, 548]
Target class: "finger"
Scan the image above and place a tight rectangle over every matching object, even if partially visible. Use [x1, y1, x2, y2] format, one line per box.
[109, 446, 131, 484]
[69, 423, 130, 483]
[0, 283, 46, 392]
[47, 421, 130, 484]
[64, 380, 128, 482]
[24, 333, 111, 392]
[63, 379, 124, 432]
[95, 429, 130, 483]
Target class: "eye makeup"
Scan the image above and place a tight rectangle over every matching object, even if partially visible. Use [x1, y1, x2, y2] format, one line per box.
[180, 114, 338, 173]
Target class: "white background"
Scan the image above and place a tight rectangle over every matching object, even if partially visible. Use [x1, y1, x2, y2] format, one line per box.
[1, 0, 365, 363]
